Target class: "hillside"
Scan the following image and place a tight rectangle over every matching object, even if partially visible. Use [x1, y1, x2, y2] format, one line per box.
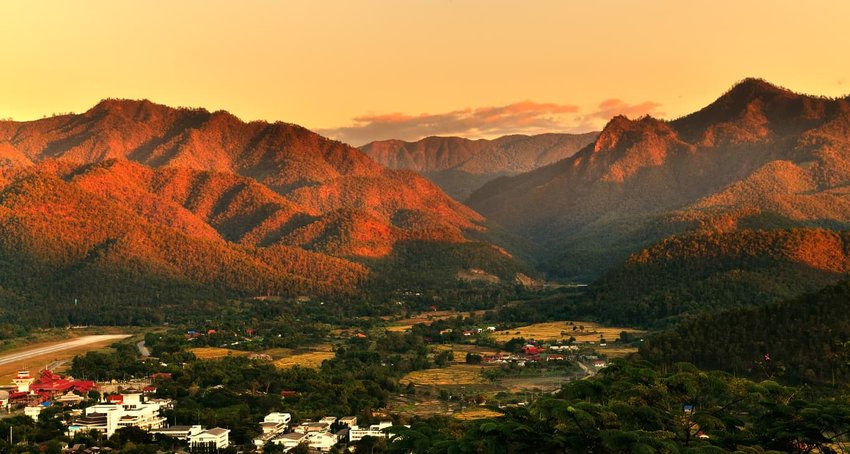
[361, 133, 597, 199]
[0, 100, 524, 321]
[587, 228, 850, 326]
[467, 79, 850, 278]
[641, 281, 850, 384]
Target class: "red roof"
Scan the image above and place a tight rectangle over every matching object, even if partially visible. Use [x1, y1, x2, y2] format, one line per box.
[108, 395, 123, 404]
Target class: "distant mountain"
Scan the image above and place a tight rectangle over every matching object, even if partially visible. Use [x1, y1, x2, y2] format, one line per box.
[0, 100, 521, 313]
[468, 78, 850, 279]
[361, 133, 597, 200]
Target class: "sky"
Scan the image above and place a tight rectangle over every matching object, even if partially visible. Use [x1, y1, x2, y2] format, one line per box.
[1, 1, 849, 146]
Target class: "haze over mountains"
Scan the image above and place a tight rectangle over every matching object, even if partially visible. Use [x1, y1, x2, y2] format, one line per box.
[0, 100, 520, 307]
[361, 133, 597, 200]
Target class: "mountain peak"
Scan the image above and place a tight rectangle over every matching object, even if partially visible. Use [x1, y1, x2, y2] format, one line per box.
[723, 77, 792, 102]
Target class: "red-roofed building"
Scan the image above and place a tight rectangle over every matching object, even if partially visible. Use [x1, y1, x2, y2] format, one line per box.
[19, 370, 96, 398]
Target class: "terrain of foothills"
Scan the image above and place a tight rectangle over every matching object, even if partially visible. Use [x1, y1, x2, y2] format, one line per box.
[5, 78, 850, 453]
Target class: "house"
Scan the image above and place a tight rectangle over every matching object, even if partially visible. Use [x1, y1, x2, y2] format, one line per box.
[189, 427, 230, 450]
[349, 421, 393, 442]
[151, 425, 205, 440]
[319, 416, 337, 426]
[593, 360, 607, 368]
[271, 432, 307, 448]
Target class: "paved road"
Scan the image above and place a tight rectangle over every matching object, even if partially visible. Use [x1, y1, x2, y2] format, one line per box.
[0, 334, 131, 366]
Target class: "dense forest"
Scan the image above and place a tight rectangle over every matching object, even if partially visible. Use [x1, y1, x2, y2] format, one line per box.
[641, 281, 850, 384]
[586, 228, 850, 326]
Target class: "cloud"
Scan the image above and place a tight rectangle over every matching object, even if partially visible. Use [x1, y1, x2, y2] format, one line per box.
[319, 99, 663, 145]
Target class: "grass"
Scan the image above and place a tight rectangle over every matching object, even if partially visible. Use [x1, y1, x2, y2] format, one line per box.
[385, 310, 487, 332]
[401, 365, 489, 386]
[453, 407, 504, 420]
[190, 345, 334, 369]
[189, 347, 251, 360]
[491, 321, 643, 344]
[273, 351, 335, 369]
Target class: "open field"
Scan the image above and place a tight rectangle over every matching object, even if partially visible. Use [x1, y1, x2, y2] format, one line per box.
[0, 334, 130, 382]
[273, 350, 335, 369]
[432, 344, 504, 364]
[385, 310, 487, 332]
[453, 407, 504, 420]
[401, 364, 490, 386]
[189, 347, 251, 360]
[492, 321, 644, 344]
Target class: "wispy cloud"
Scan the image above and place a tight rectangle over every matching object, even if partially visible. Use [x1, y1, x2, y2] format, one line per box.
[319, 99, 663, 145]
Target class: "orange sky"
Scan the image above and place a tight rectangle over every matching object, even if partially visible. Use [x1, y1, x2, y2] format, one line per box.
[1, 1, 848, 145]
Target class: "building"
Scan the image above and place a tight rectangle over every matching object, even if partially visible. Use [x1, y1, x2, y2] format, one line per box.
[189, 427, 230, 450]
[293, 421, 329, 434]
[349, 421, 393, 442]
[338, 416, 358, 428]
[68, 390, 166, 437]
[270, 432, 307, 449]
[150, 425, 206, 440]
[252, 412, 291, 448]
[307, 431, 338, 452]
[24, 403, 46, 421]
[264, 412, 292, 426]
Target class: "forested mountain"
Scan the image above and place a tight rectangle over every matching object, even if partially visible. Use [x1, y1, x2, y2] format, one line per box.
[641, 281, 850, 384]
[589, 228, 850, 326]
[468, 79, 850, 279]
[0, 100, 523, 321]
[361, 133, 597, 199]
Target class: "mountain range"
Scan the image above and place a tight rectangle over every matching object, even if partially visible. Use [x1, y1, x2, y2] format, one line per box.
[0, 100, 520, 311]
[361, 133, 597, 200]
[468, 78, 850, 282]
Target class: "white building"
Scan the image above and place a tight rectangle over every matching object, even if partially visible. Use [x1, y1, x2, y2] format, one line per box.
[189, 427, 230, 450]
[151, 425, 206, 440]
[68, 391, 166, 437]
[24, 404, 45, 421]
[349, 421, 393, 442]
[271, 431, 307, 449]
[253, 412, 292, 448]
[307, 431, 338, 452]
[338, 416, 357, 427]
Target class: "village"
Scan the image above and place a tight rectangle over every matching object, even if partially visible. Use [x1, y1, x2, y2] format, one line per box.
[0, 368, 402, 453]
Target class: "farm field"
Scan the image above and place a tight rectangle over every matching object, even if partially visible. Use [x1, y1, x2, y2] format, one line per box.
[492, 321, 643, 344]
[273, 350, 336, 369]
[189, 347, 251, 360]
[453, 407, 504, 420]
[401, 364, 490, 386]
[385, 310, 487, 332]
[191, 345, 335, 369]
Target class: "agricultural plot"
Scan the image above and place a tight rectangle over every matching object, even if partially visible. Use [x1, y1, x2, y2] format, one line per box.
[401, 364, 490, 386]
[492, 321, 643, 344]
